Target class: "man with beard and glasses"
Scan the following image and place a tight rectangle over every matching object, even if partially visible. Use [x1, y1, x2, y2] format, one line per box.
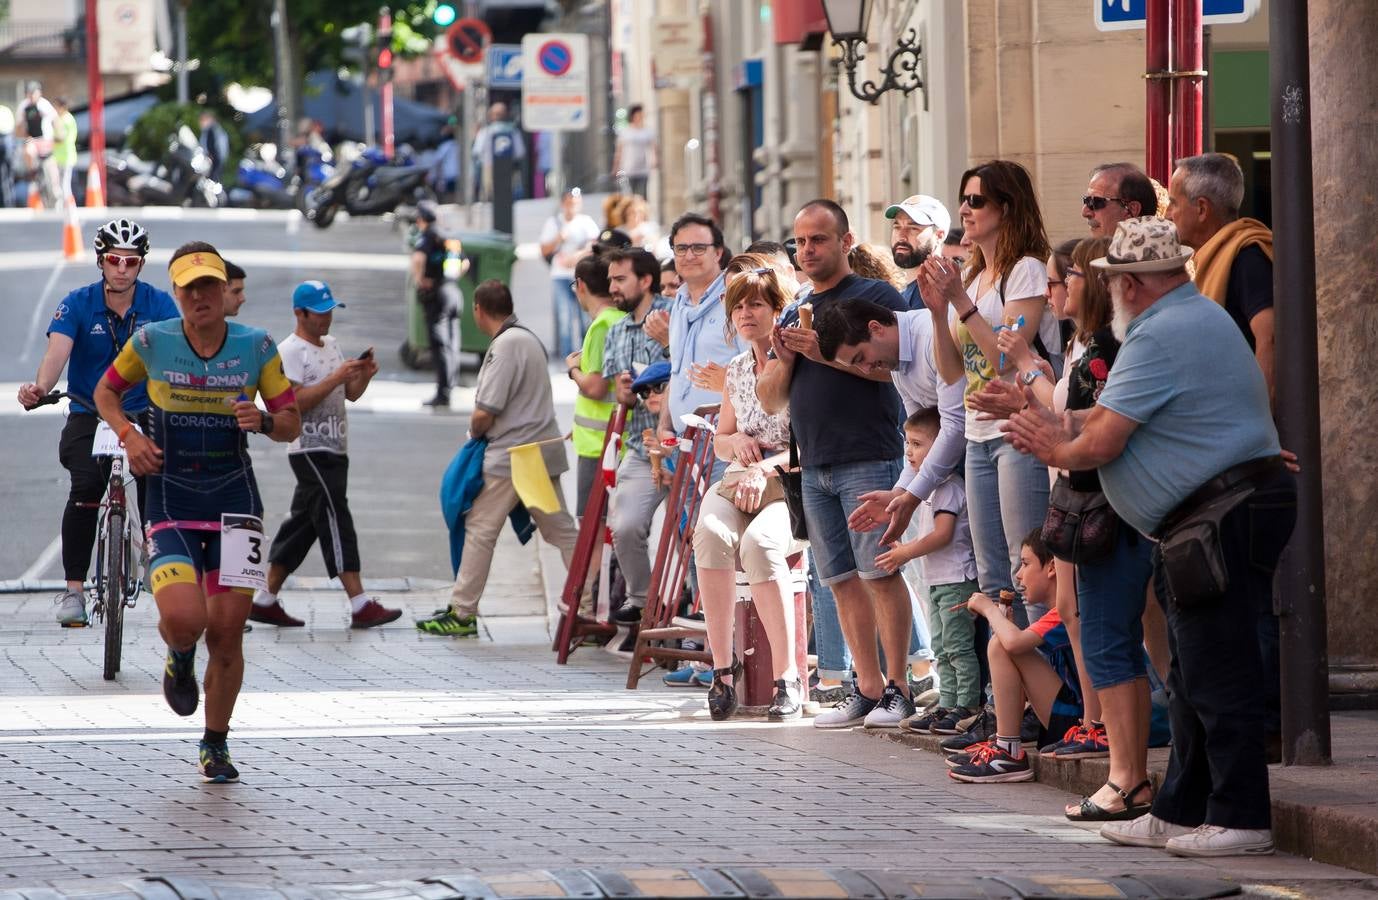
[597, 248, 672, 627]
[884, 194, 952, 311]
[1003, 217, 1295, 858]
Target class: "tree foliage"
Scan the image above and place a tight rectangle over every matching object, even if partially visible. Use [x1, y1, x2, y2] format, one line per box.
[186, 0, 440, 91]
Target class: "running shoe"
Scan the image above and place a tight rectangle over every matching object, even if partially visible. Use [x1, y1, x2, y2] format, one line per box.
[945, 739, 994, 768]
[198, 741, 239, 784]
[1051, 723, 1111, 759]
[249, 600, 304, 627]
[351, 599, 403, 629]
[813, 690, 878, 729]
[55, 590, 88, 627]
[930, 706, 976, 735]
[415, 609, 478, 636]
[863, 680, 915, 729]
[662, 666, 704, 688]
[162, 646, 199, 717]
[810, 684, 849, 707]
[941, 707, 996, 749]
[900, 705, 950, 734]
[947, 743, 1034, 783]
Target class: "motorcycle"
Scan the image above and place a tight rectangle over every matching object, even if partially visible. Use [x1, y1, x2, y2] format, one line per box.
[229, 144, 334, 210]
[300, 144, 432, 228]
[125, 126, 224, 208]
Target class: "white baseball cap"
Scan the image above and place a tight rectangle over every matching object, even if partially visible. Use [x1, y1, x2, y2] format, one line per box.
[884, 194, 952, 238]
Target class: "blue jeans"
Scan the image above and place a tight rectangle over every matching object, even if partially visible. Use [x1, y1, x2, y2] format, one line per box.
[551, 276, 589, 358]
[1077, 527, 1154, 689]
[965, 437, 1050, 626]
[801, 458, 904, 583]
[808, 552, 852, 681]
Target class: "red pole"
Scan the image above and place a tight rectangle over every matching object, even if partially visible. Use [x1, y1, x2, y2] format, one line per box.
[380, 7, 394, 159]
[1145, 0, 1171, 184]
[85, 0, 106, 205]
[1173, 0, 1204, 163]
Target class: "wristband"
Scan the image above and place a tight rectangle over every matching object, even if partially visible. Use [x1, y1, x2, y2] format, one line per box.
[958, 306, 980, 324]
[117, 422, 135, 445]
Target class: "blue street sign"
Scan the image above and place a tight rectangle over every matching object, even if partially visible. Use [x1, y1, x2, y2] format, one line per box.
[1095, 0, 1259, 31]
[486, 44, 523, 90]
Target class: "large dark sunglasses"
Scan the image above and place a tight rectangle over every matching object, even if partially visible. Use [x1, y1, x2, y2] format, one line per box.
[1082, 195, 1132, 212]
[960, 193, 989, 210]
[634, 382, 667, 400]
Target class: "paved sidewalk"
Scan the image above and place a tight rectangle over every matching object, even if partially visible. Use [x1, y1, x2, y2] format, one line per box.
[0, 542, 1372, 895]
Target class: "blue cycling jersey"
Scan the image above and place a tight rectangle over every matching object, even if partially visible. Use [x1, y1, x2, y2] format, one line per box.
[46, 280, 180, 414]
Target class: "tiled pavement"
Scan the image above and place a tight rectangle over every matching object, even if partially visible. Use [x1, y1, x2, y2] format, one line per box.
[0, 547, 1371, 894]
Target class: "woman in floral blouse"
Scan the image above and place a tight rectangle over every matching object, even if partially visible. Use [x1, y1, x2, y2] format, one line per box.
[692, 257, 804, 722]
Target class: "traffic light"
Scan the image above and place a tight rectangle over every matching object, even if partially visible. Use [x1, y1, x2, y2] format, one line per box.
[376, 28, 394, 83]
[432, 3, 457, 26]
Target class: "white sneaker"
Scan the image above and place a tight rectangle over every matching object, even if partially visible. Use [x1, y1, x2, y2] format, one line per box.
[1100, 814, 1194, 848]
[54, 590, 88, 627]
[813, 690, 878, 729]
[862, 681, 915, 729]
[1165, 824, 1275, 857]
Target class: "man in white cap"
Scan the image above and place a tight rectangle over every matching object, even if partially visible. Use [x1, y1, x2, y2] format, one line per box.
[1003, 216, 1295, 859]
[884, 194, 951, 312]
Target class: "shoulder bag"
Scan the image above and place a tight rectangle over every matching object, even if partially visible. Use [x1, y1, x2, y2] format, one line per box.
[1041, 475, 1119, 564]
[774, 428, 809, 542]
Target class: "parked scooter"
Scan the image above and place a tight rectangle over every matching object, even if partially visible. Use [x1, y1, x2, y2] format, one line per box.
[229, 144, 334, 210]
[300, 143, 432, 228]
[125, 126, 224, 208]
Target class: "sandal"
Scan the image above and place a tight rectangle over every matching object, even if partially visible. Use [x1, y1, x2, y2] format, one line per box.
[707, 657, 743, 722]
[1064, 778, 1153, 822]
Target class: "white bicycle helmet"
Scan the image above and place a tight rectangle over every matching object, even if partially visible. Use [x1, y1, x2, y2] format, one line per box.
[93, 218, 150, 258]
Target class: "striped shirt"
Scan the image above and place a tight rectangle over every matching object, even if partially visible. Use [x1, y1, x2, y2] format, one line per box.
[601, 297, 671, 457]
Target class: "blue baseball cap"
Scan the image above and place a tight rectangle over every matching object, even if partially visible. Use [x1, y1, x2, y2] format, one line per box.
[292, 280, 346, 313]
[631, 360, 671, 392]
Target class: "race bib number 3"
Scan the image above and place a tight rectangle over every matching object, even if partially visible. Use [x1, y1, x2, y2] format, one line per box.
[218, 513, 267, 591]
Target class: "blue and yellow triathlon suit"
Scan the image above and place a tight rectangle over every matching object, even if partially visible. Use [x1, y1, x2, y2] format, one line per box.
[105, 319, 295, 597]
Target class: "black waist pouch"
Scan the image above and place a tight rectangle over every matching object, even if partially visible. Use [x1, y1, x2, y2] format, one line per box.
[1157, 486, 1253, 610]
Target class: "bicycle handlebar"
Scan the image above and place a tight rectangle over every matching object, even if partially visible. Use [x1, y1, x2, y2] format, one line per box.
[27, 389, 99, 411]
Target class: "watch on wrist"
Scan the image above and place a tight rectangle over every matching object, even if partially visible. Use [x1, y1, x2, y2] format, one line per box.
[1019, 369, 1045, 386]
[259, 411, 275, 435]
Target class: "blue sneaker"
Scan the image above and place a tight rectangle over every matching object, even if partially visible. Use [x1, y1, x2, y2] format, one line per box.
[693, 668, 714, 687]
[662, 666, 705, 688]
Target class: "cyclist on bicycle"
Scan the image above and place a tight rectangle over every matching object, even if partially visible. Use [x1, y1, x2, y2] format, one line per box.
[95, 241, 301, 784]
[17, 218, 179, 626]
[17, 81, 59, 207]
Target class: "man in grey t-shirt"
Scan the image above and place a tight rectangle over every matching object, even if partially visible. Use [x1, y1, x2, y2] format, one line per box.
[418, 280, 579, 636]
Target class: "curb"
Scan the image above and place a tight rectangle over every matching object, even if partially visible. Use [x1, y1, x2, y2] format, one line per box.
[864, 727, 1378, 876]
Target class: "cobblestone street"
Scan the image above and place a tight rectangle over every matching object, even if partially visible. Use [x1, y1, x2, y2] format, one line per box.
[0, 545, 1370, 896]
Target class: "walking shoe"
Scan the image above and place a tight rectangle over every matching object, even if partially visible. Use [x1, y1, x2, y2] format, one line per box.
[248, 600, 304, 627]
[907, 672, 940, 709]
[900, 705, 950, 734]
[1020, 706, 1043, 744]
[810, 684, 849, 707]
[662, 666, 705, 688]
[1165, 825, 1275, 858]
[415, 609, 478, 636]
[611, 603, 644, 626]
[351, 599, 403, 629]
[198, 741, 239, 784]
[945, 739, 993, 768]
[55, 590, 88, 627]
[162, 646, 199, 717]
[930, 706, 977, 735]
[1040, 723, 1085, 755]
[941, 710, 997, 751]
[813, 690, 878, 729]
[422, 394, 450, 408]
[863, 681, 915, 729]
[1052, 723, 1111, 759]
[693, 668, 715, 687]
[947, 743, 1034, 783]
[1100, 814, 1195, 849]
[768, 679, 804, 721]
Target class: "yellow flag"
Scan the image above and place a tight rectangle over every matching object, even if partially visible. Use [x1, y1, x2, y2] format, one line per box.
[509, 442, 560, 513]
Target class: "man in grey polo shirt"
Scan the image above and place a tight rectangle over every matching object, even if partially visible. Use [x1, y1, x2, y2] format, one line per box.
[1003, 217, 1295, 859]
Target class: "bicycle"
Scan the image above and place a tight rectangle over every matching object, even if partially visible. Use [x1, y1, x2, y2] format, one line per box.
[28, 390, 145, 680]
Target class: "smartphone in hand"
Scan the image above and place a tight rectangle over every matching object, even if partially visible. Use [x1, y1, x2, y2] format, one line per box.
[357, 347, 374, 361]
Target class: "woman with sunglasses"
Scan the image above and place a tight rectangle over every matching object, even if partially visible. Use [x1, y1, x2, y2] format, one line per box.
[919, 161, 1059, 636]
[692, 256, 804, 722]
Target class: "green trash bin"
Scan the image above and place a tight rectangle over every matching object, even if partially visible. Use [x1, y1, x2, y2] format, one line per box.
[401, 228, 516, 369]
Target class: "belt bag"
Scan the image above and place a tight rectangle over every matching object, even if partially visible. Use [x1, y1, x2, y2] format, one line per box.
[1041, 476, 1118, 564]
[1157, 486, 1253, 609]
[716, 461, 785, 509]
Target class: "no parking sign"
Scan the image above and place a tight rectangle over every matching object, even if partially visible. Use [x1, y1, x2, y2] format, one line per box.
[521, 33, 589, 132]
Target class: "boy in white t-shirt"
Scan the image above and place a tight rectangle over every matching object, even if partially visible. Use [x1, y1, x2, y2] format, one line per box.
[875, 408, 981, 733]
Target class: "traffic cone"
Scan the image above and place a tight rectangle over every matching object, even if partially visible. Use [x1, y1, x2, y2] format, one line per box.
[85, 166, 105, 209]
[62, 202, 81, 260]
[27, 183, 42, 210]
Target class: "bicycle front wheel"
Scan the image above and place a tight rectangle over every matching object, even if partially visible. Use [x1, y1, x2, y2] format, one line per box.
[103, 510, 125, 681]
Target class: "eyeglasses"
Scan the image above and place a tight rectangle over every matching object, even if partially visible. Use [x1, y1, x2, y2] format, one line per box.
[102, 254, 143, 271]
[1066, 268, 1086, 281]
[633, 382, 667, 399]
[959, 193, 989, 210]
[672, 242, 714, 257]
[1047, 279, 1065, 287]
[1082, 195, 1132, 212]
